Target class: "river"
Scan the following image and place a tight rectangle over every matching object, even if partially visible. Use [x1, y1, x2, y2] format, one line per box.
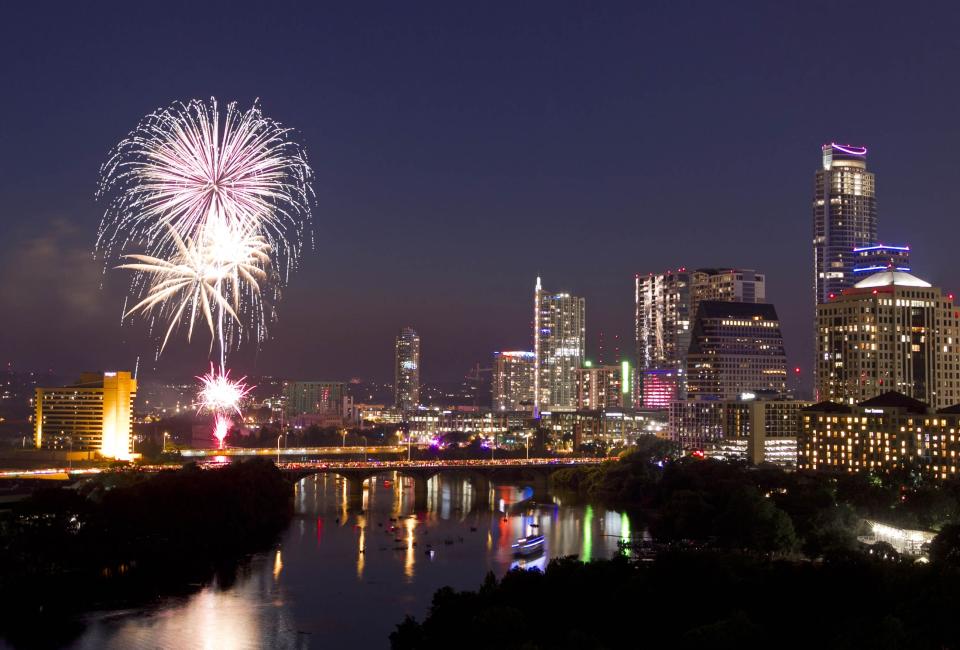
[56, 472, 631, 649]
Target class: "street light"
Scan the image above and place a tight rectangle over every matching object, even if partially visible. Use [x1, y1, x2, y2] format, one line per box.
[277, 435, 282, 465]
[525, 433, 531, 460]
[162, 432, 170, 453]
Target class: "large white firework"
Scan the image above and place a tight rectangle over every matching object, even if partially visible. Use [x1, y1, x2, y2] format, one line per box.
[96, 97, 313, 355]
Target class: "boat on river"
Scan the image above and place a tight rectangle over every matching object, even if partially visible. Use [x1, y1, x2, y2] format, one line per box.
[511, 534, 545, 557]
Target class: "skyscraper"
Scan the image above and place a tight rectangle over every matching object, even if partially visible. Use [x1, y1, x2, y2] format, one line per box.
[492, 351, 535, 412]
[815, 269, 960, 408]
[394, 327, 420, 411]
[813, 143, 877, 305]
[686, 301, 788, 401]
[690, 268, 766, 319]
[635, 269, 692, 404]
[34, 371, 137, 459]
[636, 267, 765, 407]
[534, 277, 585, 413]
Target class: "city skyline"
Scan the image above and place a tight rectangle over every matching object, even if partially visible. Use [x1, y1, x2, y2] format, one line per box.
[3, 4, 960, 389]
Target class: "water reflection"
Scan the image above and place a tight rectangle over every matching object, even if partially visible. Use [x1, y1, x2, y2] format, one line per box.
[64, 472, 630, 650]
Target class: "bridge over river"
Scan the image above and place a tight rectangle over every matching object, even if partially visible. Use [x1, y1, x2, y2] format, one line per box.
[275, 457, 607, 509]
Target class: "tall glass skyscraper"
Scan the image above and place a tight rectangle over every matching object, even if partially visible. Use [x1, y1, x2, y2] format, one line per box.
[813, 143, 877, 304]
[394, 327, 420, 411]
[534, 277, 585, 413]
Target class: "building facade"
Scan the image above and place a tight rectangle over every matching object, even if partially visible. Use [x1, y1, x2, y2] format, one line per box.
[283, 381, 352, 418]
[577, 362, 632, 410]
[34, 371, 137, 459]
[669, 394, 808, 466]
[799, 392, 960, 481]
[395, 327, 421, 411]
[690, 268, 766, 320]
[534, 277, 585, 412]
[492, 351, 535, 412]
[815, 270, 960, 409]
[635, 269, 692, 403]
[813, 143, 877, 305]
[686, 301, 788, 401]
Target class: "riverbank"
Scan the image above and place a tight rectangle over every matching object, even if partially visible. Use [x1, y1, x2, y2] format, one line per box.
[390, 551, 960, 649]
[0, 459, 292, 648]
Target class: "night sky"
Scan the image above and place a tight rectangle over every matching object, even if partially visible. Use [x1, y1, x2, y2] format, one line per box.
[3, 2, 960, 387]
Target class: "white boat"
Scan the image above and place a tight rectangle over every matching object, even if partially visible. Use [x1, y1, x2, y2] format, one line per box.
[511, 534, 545, 557]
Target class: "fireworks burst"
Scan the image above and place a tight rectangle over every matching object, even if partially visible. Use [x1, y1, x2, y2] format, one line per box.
[97, 97, 312, 354]
[197, 364, 252, 415]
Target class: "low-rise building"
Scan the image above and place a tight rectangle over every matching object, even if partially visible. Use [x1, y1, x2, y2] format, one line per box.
[799, 391, 960, 481]
[669, 393, 809, 466]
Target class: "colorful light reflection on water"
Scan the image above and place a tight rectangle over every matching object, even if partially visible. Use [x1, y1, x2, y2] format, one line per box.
[60, 473, 632, 649]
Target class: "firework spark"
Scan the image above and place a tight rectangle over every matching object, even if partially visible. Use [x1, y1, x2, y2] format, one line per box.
[97, 97, 312, 354]
[197, 364, 252, 415]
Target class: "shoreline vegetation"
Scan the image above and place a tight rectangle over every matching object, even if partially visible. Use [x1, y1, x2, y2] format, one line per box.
[0, 459, 292, 648]
[393, 440, 960, 649]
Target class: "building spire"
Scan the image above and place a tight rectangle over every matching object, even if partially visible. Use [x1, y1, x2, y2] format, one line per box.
[535, 275, 542, 291]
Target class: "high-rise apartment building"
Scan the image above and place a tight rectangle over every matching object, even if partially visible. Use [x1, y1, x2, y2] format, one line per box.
[690, 268, 765, 319]
[686, 301, 788, 401]
[815, 269, 960, 409]
[395, 327, 420, 411]
[34, 371, 137, 459]
[577, 362, 632, 410]
[813, 143, 877, 305]
[492, 351, 535, 412]
[534, 277, 585, 412]
[635, 269, 692, 403]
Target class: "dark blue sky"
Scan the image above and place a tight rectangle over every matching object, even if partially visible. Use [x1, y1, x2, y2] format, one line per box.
[3, 1, 960, 385]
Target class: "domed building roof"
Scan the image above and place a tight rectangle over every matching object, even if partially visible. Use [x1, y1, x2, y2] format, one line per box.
[853, 269, 932, 289]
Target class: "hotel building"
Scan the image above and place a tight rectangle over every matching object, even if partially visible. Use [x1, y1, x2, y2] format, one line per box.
[34, 371, 137, 459]
[799, 391, 960, 481]
[815, 269, 960, 409]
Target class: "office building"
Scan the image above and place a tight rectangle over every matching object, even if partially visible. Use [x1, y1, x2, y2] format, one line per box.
[690, 268, 766, 319]
[813, 143, 877, 305]
[34, 371, 137, 459]
[799, 391, 960, 481]
[284, 380, 350, 421]
[852, 244, 911, 276]
[492, 351, 535, 412]
[686, 301, 788, 401]
[577, 362, 631, 410]
[395, 327, 421, 411]
[669, 393, 808, 466]
[815, 269, 960, 409]
[534, 277, 585, 412]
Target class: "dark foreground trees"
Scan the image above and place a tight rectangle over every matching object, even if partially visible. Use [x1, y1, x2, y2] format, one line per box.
[391, 553, 960, 650]
[0, 459, 292, 647]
